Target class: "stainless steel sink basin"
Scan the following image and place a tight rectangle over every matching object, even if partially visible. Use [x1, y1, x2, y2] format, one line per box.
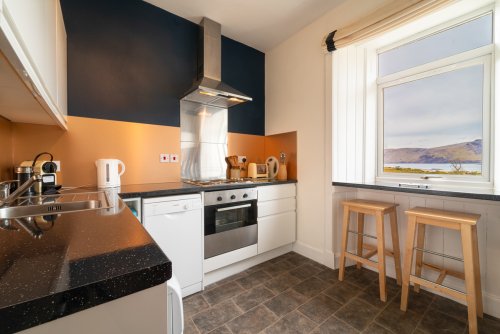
[0, 191, 112, 220]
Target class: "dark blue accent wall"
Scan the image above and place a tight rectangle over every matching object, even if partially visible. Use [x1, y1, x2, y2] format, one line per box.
[222, 37, 265, 136]
[60, 0, 265, 135]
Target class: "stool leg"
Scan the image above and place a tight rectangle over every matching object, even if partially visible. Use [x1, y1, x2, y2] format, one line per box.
[401, 215, 417, 312]
[357, 213, 365, 269]
[461, 224, 478, 334]
[338, 206, 350, 281]
[375, 212, 387, 302]
[389, 209, 402, 285]
[414, 224, 426, 293]
[471, 225, 483, 318]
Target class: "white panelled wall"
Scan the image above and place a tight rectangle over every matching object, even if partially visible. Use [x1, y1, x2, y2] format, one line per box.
[333, 186, 500, 318]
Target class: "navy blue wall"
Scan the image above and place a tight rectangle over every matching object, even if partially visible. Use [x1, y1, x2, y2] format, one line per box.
[60, 0, 265, 135]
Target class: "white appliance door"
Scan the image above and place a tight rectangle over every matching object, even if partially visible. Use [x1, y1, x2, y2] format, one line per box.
[144, 203, 202, 295]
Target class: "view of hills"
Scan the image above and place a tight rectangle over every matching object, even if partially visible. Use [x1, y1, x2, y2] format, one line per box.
[384, 139, 482, 164]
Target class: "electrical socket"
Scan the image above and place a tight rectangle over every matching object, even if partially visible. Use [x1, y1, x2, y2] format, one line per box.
[170, 154, 179, 163]
[53, 160, 61, 172]
[237, 156, 247, 163]
[160, 154, 170, 163]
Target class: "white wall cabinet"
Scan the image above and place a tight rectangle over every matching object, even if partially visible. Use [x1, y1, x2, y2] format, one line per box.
[257, 184, 297, 254]
[0, 0, 67, 128]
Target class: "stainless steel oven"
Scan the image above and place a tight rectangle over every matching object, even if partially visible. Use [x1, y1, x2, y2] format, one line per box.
[204, 188, 257, 259]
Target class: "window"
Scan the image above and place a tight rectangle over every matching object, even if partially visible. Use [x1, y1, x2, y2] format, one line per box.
[377, 13, 493, 183]
[331, 2, 497, 189]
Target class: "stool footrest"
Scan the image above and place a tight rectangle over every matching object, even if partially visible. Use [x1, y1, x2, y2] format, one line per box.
[363, 243, 396, 258]
[345, 252, 378, 268]
[414, 247, 463, 262]
[410, 275, 466, 301]
[348, 230, 377, 239]
[422, 262, 465, 281]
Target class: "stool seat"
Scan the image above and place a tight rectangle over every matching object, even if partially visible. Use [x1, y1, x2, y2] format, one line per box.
[405, 207, 480, 225]
[401, 207, 482, 334]
[339, 199, 402, 302]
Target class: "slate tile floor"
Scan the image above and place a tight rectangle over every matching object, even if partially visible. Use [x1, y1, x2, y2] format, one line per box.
[183, 252, 500, 334]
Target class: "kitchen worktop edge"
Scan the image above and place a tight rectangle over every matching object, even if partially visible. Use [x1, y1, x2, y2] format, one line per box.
[332, 181, 500, 201]
[119, 180, 297, 198]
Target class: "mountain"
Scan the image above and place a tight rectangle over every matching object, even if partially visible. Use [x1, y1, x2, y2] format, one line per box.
[384, 139, 482, 164]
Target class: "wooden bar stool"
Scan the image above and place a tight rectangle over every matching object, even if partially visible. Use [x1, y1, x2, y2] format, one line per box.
[401, 207, 482, 334]
[338, 199, 402, 302]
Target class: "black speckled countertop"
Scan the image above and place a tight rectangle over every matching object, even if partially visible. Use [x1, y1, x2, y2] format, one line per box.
[0, 195, 171, 333]
[119, 179, 297, 199]
[333, 181, 500, 201]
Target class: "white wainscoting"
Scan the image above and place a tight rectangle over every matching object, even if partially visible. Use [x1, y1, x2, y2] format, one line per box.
[332, 186, 500, 318]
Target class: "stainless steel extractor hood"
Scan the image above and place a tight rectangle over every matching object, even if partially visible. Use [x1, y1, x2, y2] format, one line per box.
[181, 18, 252, 108]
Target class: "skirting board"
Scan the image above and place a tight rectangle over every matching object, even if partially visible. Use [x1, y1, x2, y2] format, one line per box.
[203, 244, 293, 287]
[333, 252, 500, 319]
[292, 240, 335, 269]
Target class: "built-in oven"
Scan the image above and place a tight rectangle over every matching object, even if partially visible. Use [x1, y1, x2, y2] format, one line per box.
[204, 188, 258, 259]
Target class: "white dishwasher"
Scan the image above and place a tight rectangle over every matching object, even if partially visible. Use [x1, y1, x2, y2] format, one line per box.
[143, 194, 203, 297]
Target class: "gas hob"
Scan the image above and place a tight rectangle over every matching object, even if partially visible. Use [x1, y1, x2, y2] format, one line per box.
[183, 178, 269, 187]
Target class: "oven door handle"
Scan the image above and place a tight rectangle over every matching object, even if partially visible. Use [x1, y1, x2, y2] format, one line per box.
[216, 204, 252, 212]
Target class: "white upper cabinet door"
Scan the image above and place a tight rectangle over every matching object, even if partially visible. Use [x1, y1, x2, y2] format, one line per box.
[0, 0, 67, 128]
[55, 0, 66, 117]
[3, 0, 57, 103]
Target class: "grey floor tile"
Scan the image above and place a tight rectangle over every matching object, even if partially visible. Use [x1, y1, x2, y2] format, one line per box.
[203, 281, 245, 306]
[357, 280, 400, 309]
[292, 276, 330, 299]
[398, 289, 434, 314]
[323, 281, 361, 304]
[315, 268, 340, 285]
[264, 272, 302, 294]
[226, 305, 279, 334]
[311, 316, 359, 334]
[285, 253, 315, 267]
[345, 267, 379, 288]
[263, 259, 297, 276]
[298, 294, 342, 324]
[289, 263, 324, 280]
[192, 300, 242, 333]
[184, 294, 210, 319]
[479, 315, 500, 334]
[335, 297, 380, 331]
[236, 270, 272, 289]
[264, 310, 317, 334]
[417, 309, 467, 334]
[375, 301, 421, 334]
[233, 285, 275, 312]
[362, 323, 393, 333]
[207, 325, 232, 334]
[265, 289, 309, 317]
[429, 295, 468, 322]
[184, 318, 200, 334]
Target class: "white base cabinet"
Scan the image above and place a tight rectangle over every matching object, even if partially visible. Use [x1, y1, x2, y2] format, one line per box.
[257, 184, 296, 254]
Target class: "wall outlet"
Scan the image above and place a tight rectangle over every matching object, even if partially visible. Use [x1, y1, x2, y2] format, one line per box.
[170, 154, 179, 163]
[53, 160, 61, 172]
[160, 153, 170, 163]
[238, 156, 247, 163]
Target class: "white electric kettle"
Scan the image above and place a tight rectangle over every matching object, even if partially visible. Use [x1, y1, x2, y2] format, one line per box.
[95, 159, 125, 188]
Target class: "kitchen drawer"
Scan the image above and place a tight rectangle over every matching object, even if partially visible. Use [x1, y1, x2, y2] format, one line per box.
[258, 184, 296, 202]
[258, 211, 296, 254]
[258, 197, 296, 218]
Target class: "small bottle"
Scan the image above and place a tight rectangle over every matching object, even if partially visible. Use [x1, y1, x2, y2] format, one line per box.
[277, 152, 287, 181]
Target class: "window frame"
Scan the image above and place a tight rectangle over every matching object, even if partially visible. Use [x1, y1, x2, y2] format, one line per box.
[372, 10, 495, 188]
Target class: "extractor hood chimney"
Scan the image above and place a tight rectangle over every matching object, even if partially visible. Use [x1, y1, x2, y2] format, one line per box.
[181, 18, 252, 108]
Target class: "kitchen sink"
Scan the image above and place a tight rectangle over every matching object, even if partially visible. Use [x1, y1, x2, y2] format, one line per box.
[0, 191, 112, 219]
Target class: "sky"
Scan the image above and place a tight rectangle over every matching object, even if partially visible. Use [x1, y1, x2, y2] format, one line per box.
[383, 65, 484, 149]
[380, 13, 490, 150]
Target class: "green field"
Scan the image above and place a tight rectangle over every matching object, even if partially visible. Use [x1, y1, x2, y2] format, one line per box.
[384, 167, 481, 175]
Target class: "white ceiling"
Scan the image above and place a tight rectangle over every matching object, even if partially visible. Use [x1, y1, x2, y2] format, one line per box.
[144, 0, 347, 52]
